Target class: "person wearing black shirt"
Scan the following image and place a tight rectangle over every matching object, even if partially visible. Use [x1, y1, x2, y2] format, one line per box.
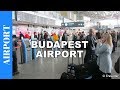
[34, 32, 37, 38]
[111, 31, 117, 53]
[62, 30, 69, 49]
[84, 29, 97, 63]
[44, 31, 48, 41]
[96, 31, 101, 39]
[38, 32, 41, 40]
[19, 32, 24, 40]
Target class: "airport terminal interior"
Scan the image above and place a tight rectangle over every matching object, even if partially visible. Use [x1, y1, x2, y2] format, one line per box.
[12, 11, 120, 79]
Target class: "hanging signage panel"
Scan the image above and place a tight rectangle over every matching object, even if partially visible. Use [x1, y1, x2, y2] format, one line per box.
[61, 22, 84, 27]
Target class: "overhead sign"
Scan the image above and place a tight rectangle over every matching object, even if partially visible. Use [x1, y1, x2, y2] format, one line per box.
[61, 22, 84, 27]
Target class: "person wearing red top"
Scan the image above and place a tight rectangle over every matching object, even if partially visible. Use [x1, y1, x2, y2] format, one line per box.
[25, 32, 30, 39]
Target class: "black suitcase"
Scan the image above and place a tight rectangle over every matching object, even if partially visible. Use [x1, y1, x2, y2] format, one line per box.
[60, 72, 75, 79]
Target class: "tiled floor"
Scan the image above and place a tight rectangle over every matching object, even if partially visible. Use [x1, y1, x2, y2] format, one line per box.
[13, 47, 120, 79]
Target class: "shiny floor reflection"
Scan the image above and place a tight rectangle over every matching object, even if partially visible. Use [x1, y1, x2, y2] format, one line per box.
[14, 48, 120, 79]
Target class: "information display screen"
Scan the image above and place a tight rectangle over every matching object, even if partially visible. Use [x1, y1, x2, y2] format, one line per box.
[61, 22, 84, 27]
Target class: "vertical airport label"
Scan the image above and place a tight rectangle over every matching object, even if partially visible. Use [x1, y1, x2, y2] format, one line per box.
[0, 11, 12, 79]
[3, 25, 10, 65]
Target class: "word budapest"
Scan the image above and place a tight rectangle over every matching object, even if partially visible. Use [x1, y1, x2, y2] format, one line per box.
[31, 41, 88, 58]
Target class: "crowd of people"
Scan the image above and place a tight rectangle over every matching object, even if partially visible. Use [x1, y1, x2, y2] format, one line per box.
[13, 27, 120, 79]
[78, 29, 120, 79]
[18, 28, 120, 57]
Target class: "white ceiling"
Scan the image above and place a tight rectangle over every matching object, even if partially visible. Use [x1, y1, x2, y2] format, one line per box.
[78, 11, 120, 20]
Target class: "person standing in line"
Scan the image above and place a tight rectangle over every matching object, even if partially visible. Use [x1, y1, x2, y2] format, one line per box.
[40, 30, 44, 56]
[118, 32, 120, 47]
[79, 31, 86, 61]
[44, 31, 49, 51]
[58, 29, 63, 43]
[96, 31, 101, 40]
[117, 32, 120, 47]
[84, 28, 97, 63]
[34, 32, 38, 38]
[62, 30, 68, 49]
[111, 30, 117, 53]
[119, 32, 120, 41]
[95, 33, 113, 79]
[62, 30, 68, 41]
[38, 32, 41, 41]
[72, 32, 78, 49]
[51, 33, 59, 58]
[44, 31, 48, 41]
[24, 32, 31, 39]
[19, 32, 24, 40]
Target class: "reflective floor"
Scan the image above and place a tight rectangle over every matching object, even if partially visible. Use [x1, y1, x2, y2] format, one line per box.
[13, 47, 120, 79]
